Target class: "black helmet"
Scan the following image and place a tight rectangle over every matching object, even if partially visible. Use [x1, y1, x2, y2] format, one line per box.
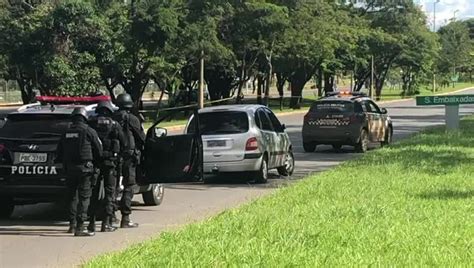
[96, 101, 114, 114]
[116, 93, 133, 109]
[71, 107, 88, 120]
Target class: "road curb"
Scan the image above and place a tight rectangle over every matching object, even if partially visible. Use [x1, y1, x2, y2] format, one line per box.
[0, 102, 22, 107]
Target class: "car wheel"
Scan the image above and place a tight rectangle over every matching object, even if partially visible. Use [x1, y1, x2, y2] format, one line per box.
[332, 144, 342, 151]
[0, 197, 14, 219]
[355, 129, 369, 153]
[303, 142, 316, 152]
[278, 151, 295, 176]
[381, 126, 393, 147]
[142, 184, 164, 206]
[255, 155, 269, 184]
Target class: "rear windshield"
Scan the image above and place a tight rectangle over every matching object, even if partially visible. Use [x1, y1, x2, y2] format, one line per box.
[0, 114, 71, 139]
[187, 111, 249, 135]
[310, 101, 355, 113]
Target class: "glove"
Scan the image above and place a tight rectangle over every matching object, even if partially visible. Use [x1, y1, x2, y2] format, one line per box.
[91, 168, 100, 186]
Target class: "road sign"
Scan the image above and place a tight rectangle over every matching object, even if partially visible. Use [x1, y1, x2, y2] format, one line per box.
[416, 94, 474, 130]
[416, 95, 474, 106]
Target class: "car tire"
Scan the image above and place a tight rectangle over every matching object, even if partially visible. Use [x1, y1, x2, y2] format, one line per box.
[303, 142, 316, 152]
[0, 197, 14, 219]
[277, 151, 295, 176]
[255, 155, 269, 184]
[355, 129, 369, 153]
[332, 144, 342, 151]
[381, 126, 393, 147]
[142, 184, 164, 206]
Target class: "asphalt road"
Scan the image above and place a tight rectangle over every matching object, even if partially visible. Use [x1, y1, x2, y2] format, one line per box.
[1, 89, 474, 267]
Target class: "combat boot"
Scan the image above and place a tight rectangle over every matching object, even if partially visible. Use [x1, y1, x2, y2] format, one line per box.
[87, 218, 96, 233]
[111, 211, 119, 224]
[67, 223, 76, 234]
[101, 217, 117, 232]
[75, 224, 95, 237]
[120, 215, 139, 228]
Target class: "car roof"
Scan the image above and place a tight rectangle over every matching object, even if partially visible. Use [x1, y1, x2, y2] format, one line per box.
[318, 96, 370, 102]
[198, 104, 266, 114]
[10, 103, 97, 116]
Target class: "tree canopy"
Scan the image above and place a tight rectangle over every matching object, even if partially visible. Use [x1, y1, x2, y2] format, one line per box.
[0, 0, 471, 107]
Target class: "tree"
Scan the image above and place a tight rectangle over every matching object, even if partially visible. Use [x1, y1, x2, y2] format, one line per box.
[230, 1, 289, 105]
[437, 21, 472, 85]
[0, 1, 52, 103]
[352, 1, 430, 99]
[274, 0, 338, 108]
[97, 0, 183, 108]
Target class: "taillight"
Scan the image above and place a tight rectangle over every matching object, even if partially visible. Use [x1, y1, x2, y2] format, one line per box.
[245, 137, 258, 151]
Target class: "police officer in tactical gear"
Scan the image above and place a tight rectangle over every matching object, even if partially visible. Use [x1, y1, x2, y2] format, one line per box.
[88, 101, 127, 232]
[57, 107, 103, 236]
[114, 93, 145, 228]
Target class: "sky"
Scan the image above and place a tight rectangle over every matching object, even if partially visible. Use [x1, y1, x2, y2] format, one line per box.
[415, 0, 474, 30]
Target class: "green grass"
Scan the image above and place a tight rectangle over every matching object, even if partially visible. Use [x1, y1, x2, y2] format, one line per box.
[380, 82, 474, 101]
[87, 117, 474, 267]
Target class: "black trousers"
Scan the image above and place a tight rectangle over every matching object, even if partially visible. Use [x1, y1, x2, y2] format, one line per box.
[89, 165, 117, 221]
[120, 158, 136, 216]
[67, 172, 92, 226]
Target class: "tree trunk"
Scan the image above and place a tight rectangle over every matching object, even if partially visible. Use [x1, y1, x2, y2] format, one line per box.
[289, 80, 305, 109]
[257, 75, 263, 105]
[17, 79, 34, 104]
[263, 54, 272, 106]
[323, 72, 334, 94]
[289, 69, 313, 109]
[276, 73, 285, 110]
[236, 58, 246, 104]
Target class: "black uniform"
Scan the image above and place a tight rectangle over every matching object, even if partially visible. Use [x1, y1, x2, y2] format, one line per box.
[88, 115, 126, 231]
[57, 116, 102, 236]
[114, 110, 145, 221]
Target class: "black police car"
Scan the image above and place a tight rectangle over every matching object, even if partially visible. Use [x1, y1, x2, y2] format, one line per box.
[0, 96, 203, 218]
[302, 92, 393, 153]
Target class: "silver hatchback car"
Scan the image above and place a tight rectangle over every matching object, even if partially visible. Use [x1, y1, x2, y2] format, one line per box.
[185, 105, 294, 183]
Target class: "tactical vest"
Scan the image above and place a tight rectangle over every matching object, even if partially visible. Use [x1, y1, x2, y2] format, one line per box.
[114, 110, 135, 151]
[62, 124, 92, 164]
[93, 116, 120, 161]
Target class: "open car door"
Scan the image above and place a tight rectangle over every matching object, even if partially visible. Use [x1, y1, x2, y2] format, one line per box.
[142, 108, 202, 183]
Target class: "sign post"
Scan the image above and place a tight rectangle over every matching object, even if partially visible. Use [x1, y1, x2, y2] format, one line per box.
[416, 95, 474, 130]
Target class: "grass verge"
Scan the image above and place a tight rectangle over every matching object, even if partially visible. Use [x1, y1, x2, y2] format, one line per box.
[87, 117, 474, 267]
[380, 82, 474, 101]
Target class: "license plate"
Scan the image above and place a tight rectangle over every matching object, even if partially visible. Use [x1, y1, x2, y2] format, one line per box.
[207, 140, 226, 147]
[16, 153, 48, 163]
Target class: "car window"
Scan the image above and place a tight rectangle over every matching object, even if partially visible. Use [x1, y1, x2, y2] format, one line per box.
[310, 101, 354, 114]
[264, 109, 283, 132]
[256, 109, 273, 131]
[354, 102, 364, 113]
[0, 114, 71, 139]
[187, 111, 249, 135]
[363, 101, 372, 113]
[368, 101, 381, 113]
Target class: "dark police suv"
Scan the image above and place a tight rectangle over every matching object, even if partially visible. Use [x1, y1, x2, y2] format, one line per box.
[302, 92, 393, 153]
[0, 96, 203, 218]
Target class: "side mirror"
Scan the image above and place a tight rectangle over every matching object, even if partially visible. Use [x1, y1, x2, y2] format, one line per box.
[281, 124, 286, 131]
[154, 127, 168, 138]
[381, 108, 388, 114]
